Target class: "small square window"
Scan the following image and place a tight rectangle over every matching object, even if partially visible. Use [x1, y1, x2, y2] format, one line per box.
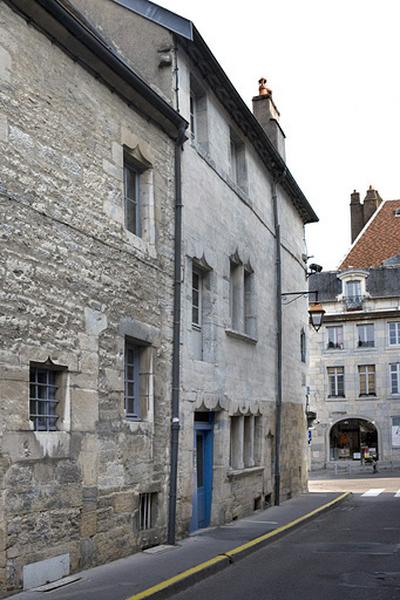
[29, 364, 65, 431]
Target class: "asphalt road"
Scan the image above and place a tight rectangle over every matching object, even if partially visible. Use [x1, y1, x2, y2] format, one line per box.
[173, 480, 400, 600]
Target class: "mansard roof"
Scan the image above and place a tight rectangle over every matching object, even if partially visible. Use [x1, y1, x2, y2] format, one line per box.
[309, 266, 400, 302]
[5, 0, 187, 140]
[111, 0, 318, 224]
[340, 199, 400, 269]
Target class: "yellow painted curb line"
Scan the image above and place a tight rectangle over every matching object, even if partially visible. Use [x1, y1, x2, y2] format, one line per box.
[126, 555, 227, 600]
[126, 491, 351, 600]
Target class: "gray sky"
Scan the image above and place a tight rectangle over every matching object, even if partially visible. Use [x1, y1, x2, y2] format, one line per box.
[158, 0, 400, 270]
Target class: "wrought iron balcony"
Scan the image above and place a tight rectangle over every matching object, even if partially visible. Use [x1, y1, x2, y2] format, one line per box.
[344, 294, 363, 310]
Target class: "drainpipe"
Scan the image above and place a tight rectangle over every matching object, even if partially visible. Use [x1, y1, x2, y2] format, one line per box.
[167, 122, 187, 545]
[272, 169, 286, 506]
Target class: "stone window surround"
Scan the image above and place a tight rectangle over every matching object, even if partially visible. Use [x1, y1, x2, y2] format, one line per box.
[29, 362, 68, 432]
[229, 414, 262, 471]
[119, 317, 160, 430]
[227, 250, 257, 342]
[103, 128, 156, 257]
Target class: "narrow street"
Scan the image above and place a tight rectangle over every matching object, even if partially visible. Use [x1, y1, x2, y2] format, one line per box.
[173, 472, 400, 600]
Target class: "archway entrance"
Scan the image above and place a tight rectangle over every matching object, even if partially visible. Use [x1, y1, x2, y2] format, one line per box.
[330, 419, 378, 461]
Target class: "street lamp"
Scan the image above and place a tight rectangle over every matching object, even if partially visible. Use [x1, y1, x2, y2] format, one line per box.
[281, 290, 325, 332]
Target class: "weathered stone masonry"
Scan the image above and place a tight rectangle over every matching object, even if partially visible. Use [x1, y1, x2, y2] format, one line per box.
[0, 2, 181, 592]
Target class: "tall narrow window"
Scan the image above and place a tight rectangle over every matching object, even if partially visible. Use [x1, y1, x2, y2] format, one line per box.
[357, 324, 374, 348]
[345, 280, 362, 309]
[30, 366, 61, 431]
[327, 366, 345, 397]
[230, 260, 242, 331]
[388, 322, 400, 346]
[327, 325, 343, 349]
[192, 268, 202, 329]
[124, 341, 141, 419]
[390, 363, 400, 395]
[124, 153, 141, 236]
[358, 364, 376, 396]
[300, 328, 306, 363]
[139, 493, 157, 530]
[189, 93, 196, 139]
[189, 76, 207, 147]
[229, 129, 247, 190]
[244, 267, 254, 336]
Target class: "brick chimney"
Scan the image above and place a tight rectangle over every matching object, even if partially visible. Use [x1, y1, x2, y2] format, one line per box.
[350, 186, 383, 242]
[252, 77, 286, 160]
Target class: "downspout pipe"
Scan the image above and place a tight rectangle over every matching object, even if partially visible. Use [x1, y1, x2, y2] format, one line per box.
[167, 122, 187, 545]
[272, 168, 286, 506]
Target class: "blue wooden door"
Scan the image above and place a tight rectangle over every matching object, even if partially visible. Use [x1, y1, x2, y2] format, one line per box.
[192, 415, 214, 530]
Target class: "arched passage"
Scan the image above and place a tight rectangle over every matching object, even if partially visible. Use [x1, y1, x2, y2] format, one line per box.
[329, 418, 378, 461]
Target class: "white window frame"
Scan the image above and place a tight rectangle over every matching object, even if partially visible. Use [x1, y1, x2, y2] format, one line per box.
[326, 325, 343, 350]
[358, 364, 376, 396]
[390, 363, 400, 395]
[327, 366, 345, 397]
[357, 323, 374, 348]
[388, 322, 400, 346]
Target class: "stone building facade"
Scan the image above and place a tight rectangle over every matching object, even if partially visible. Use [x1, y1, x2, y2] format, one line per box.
[308, 267, 400, 471]
[0, 0, 186, 592]
[71, 0, 318, 533]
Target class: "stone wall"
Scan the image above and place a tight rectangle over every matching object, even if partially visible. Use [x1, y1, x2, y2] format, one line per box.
[0, 4, 175, 592]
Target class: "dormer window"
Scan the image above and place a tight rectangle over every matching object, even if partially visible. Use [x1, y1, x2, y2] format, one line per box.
[337, 270, 368, 311]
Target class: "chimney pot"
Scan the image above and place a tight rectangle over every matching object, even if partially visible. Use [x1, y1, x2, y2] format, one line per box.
[252, 76, 285, 159]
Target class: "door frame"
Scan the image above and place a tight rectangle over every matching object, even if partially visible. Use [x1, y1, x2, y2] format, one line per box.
[191, 414, 214, 531]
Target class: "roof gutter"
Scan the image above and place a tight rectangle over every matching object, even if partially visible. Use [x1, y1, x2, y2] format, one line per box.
[5, 0, 188, 140]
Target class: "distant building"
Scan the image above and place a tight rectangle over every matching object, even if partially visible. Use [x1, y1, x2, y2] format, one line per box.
[309, 189, 400, 470]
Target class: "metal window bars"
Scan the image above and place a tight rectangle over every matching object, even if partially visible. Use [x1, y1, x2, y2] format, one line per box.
[29, 367, 59, 431]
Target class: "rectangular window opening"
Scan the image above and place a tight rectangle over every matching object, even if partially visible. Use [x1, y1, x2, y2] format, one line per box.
[357, 323, 374, 348]
[29, 364, 65, 432]
[358, 364, 376, 396]
[327, 366, 345, 397]
[326, 325, 343, 350]
[139, 492, 157, 530]
[389, 322, 400, 346]
[124, 341, 141, 419]
[124, 152, 142, 237]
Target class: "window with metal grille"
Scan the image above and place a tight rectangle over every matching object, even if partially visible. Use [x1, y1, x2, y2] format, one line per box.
[139, 492, 157, 530]
[29, 367, 60, 431]
[388, 322, 400, 346]
[124, 153, 141, 236]
[327, 366, 345, 397]
[124, 341, 141, 419]
[358, 364, 376, 396]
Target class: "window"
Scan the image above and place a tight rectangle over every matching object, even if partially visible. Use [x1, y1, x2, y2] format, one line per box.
[124, 341, 141, 419]
[229, 256, 255, 337]
[392, 417, 400, 447]
[124, 152, 142, 236]
[326, 325, 343, 349]
[357, 324, 374, 348]
[229, 129, 247, 190]
[192, 268, 202, 329]
[189, 76, 208, 148]
[390, 363, 400, 395]
[345, 280, 362, 309]
[358, 364, 376, 396]
[29, 365, 65, 431]
[327, 366, 345, 397]
[388, 322, 400, 346]
[300, 328, 306, 362]
[139, 492, 157, 530]
[230, 415, 261, 469]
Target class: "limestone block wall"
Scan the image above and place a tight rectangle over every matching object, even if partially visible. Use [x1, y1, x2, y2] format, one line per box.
[0, 4, 175, 592]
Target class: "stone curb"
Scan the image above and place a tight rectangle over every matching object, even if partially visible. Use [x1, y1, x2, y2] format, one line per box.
[126, 491, 352, 600]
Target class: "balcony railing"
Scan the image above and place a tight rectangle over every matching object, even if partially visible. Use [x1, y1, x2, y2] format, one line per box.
[344, 294, 363, 310]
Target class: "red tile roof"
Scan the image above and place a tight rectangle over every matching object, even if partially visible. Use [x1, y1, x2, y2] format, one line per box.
[339, 199, 400, 269]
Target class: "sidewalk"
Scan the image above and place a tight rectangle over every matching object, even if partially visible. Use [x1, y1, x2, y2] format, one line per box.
[12, 491, 350, 600]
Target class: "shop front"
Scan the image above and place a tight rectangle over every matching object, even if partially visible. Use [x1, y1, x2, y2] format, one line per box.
[329, 418, 378, 461]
